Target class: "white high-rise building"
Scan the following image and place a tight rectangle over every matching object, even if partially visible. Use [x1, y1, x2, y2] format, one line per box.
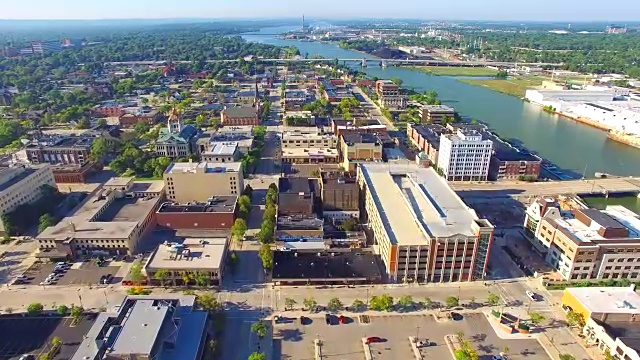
[437, 129, 493, 181]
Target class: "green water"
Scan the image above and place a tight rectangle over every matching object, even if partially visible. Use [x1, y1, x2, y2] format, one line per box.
[582, 195, 640, 215]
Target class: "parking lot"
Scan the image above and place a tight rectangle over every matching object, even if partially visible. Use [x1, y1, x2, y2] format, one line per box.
[273, 313, 550, 360]
[0, 315, 95, 360]
[19, 260, 121, 286]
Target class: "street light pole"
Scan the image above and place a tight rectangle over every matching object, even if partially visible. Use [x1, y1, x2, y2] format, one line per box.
[416, 324, 421, 341]
[366, 288, 370, 307]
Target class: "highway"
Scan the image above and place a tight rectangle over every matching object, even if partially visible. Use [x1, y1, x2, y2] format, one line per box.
[451, 177, 640, 198]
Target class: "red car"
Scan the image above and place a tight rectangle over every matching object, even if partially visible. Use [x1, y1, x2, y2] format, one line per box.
[339, 315, 346, 324]
[365, 336, 383, 344]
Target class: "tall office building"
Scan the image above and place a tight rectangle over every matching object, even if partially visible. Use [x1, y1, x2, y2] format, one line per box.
[437, 129, 493, 181]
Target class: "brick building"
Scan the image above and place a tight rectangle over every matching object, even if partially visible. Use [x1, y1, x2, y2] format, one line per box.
[221, 106, 260, 126]
[155, 196, 238, 230]
[118, 110, 162, 128]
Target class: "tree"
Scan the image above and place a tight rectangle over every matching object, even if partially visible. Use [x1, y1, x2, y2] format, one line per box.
[27, 303, 43, 315]
[424, 297, 434, 309]
[38, 213, 54, 233]
[238, 195, 252, 217]
[194, 271, 210, 287]
[242, 184, 253, 198]
[566, 311, 586, 328]
[134, 121, 151, 137]
[495, 70, 508, 79]
[129, 259, 144, 284]
[57, 305, 69, 315]
[257, 221, 275, 244]
[327, 298, 343, 312]
[340, 218, 357, 231]
[351, 299, 365, 312]
[604, 350, 616, 360]
[89, 137, 113, 163]
[154, 269, 170, 287]
[248, 352, 266, 360]
[70, 305, 84, 320]
[529, 312, 545, 326]
[196, 293, 221, 313]
[397, 295, 414, 309]
[258, 244, 273, 270]
[250, 321, 268, 339]
[284, 298, 297, 311]
[97, 118, 107, 126]
[231, 218, 248, 242]
[369, 294, 394, 312]
[446, 296, 460, 308]
[559, 354, 576, 360]
[303, 297, 318, 312]
[487, 293, 501, 306]
[390, 78, 404, 86]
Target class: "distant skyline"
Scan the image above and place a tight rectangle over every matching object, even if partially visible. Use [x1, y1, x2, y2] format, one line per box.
[3, 0, 640, 22]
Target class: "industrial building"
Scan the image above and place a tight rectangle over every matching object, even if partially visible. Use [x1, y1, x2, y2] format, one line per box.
[163, 161, 244, 202]
[36, 180, 164, 259]
[71, 295, 208, 360]
[145, 238, 228, 286]
[0, 164, 56, 234]
[525, 197, 640, 281]
[357, 163, 494, 283]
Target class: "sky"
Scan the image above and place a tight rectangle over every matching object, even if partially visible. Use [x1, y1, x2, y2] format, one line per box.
[3, 0, 640, 22]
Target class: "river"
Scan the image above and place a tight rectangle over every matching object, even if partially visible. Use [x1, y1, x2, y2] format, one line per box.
[243, 26, 640, 178]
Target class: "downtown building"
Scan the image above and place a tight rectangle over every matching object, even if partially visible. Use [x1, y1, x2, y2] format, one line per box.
[357, 163, 494, 283]
[525, 198, 640, 281]
[437, 129, 493, 181]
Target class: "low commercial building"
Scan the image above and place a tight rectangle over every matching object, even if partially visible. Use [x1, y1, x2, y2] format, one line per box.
[406, 123, 446, 165]
[331, 118, 387, 137]
[163, 161, 244, 202]
[221, 106, 260, 126]
[284, 90, 311, 110]
[278, 177, 318, 218]
[37, 180, 164, 258]
[25, 135, 93, 166]
[339, 133, 383, 170]
[490, 146, 542, 181]
[561, 286, 640, 359]
[201, 141, 240, 163]
[281, 147, 339, 164]
[197, 126, 254, 155]
[92, 103, 124, 117]
[525, 199, 640, 281]
[0, 164, 56, 234]
[375, 80, 407, 109]
[118, 109, 162, 128]
[281, 127, 337, 149]
[71, 295, 208, 360]
[437, 129, 493, 181]
[156, 196, 237, 230]
[419, 105, 456, 124]
[320, 171, 359, 220]
[51, 162, 101, 184]
[272, 249, 383, 285]
[357, 163, 494, 283]
[145, 238, 228, 286]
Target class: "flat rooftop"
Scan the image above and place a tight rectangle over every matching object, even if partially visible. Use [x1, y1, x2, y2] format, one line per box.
[158, 196, 238, 213]
[166, 161, 242, 174]
[566, 287, 640, 315]
[0, 166, 39, 193]
[104, 177, 133, 187]
[552, 205, 640, 244]
[359, 163, 485, 245]
[146, 238, 227, 270]
[342, 133, 380, 144]
[38, 187, 162, 240]
[272, 250, 382, 281]
[282, 148, 339, 158]
[130, 180, 165, 193]
[422, 104, 456, 113]
[203, 141, 239, 156]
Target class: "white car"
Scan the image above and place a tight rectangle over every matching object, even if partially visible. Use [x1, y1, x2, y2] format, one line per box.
[40, 279, 56, 285]
[526, 291, 537, 301]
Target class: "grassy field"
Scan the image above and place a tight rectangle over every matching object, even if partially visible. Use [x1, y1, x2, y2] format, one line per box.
[457, 76, 545, 97]
[409, 66, 499, 77]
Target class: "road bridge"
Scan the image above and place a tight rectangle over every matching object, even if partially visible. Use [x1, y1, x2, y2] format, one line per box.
[451, 177, 640, 199]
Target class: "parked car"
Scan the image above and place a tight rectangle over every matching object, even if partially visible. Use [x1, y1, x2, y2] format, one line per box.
[365, 337, 384, 344]
[15, 275, 29, 281]
[526, 291, 537, 301]
[19, 354, 34, 360]
[40, 279, 56, 285]
[339, 315, 346, 324]
[325, 314, 332, 325]
[101, 274, 113, 284]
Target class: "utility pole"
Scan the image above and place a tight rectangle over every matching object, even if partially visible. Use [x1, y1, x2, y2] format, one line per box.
[366, 288, 370, 306]
[416, 324, 421, 340]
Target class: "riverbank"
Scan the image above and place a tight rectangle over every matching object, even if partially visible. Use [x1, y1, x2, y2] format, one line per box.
[457, 77, 545, 97]
[408, 66, 499, 77]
